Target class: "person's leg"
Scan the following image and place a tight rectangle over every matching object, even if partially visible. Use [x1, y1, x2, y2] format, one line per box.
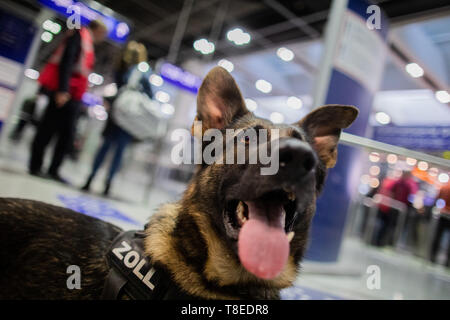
[375, 211, 389, 246]
[411, 211, 419, 250]
[81, 136, 113, 191]
[104, 128, 132, 195]
[431, 217, 445, 263]
[387, 209, 399, 246]
[29, 94, 57, 174]
[442, 218, 450, 267]
[48, 101, 79, 178]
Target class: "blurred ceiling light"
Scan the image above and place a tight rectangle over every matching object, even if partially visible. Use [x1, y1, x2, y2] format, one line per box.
[193, 38, 215, 54]
[138, 62, 150, 72]
[155, 90, 170, 103]
[149, 74, 163, 87]
[286, 96, 303, 109]
[369, 165, 380, 176]
[24, 68, 39, 80]
[226, 28, 251, 45]
[42, 20, 61, 34]
[49, 22, 61, 34]
[103, 83, 118, 97]
[417, 161, 428, 171]
[406, 157, 417, 166]
[42, 19, 53, 31]
[369, 152, 380, 162]
[116, 22, 130, 38]
[270, 112, 284, 124]
[435, 90, 450, 103]
[436, 198, 446, 209]
[276, 47, 294, 61]
[387, 154, 398, 164]
[41, 31, 53, 43]
[375, 111, 390, 125]
[88, 73, 104, 85]
[369, 177, 380, 188]
[438, 173, 449, 183]
[255, 79, 272, 93]
[217, 59, 234, 72]
[245, 98, 257, 111]
[405, 63, 424, 78]
[161, 103, 175, 116]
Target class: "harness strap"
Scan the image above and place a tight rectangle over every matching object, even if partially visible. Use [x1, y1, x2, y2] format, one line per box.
[101, 230, 172, 300]
[101, 268, 127, 300]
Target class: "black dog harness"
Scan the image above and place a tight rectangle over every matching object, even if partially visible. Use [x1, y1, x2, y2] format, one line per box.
[101, 230, 172, 300]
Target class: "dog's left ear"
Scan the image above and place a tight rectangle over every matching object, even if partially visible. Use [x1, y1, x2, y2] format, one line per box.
[296, 104, 358, 168]
[192, 67, 248, 136]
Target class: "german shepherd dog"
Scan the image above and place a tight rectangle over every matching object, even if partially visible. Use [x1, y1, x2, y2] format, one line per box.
[0, 67, 358, 299]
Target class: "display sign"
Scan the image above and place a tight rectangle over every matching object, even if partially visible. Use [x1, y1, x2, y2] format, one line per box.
[159, 63, 202, 94]
[334, 10, 386, 93]
[373, 125, 450, 151]
[38, 0, 130, 43]
[0, 9, 36, 133]
[0, 9, 37, 64]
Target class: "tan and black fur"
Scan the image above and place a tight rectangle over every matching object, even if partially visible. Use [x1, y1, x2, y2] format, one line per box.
[0, 67, 358, 299]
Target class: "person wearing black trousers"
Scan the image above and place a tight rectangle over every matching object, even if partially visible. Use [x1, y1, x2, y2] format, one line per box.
[431, 182, 450, 267]
[29, 21, 107, 183]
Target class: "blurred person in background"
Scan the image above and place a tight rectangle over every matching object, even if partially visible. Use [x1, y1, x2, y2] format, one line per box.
[81, 41, 153, 196]
[431, 181, 450, 267]
[29, 20, 107, 183]
[374, 173, 397, 246]
[391, 171, 419, 248]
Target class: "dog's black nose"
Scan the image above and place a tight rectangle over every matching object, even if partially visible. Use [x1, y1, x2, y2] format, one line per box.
[277, 138, 317, 177]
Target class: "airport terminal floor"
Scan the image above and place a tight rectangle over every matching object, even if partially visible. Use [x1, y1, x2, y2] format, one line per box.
[0, 0, 449, 301]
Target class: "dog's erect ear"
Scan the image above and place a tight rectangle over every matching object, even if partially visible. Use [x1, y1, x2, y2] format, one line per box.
[193, 67, 248, 135]
[296, 104, 358, 168]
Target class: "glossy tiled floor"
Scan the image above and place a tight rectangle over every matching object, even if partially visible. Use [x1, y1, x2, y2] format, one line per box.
[0, 133, 449, 300]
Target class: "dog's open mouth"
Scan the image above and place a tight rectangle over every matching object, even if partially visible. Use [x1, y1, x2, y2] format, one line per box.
[223, 189, 298, 280]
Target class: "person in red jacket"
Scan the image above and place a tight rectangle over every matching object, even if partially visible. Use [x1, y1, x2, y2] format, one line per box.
[29, 20, 107, 183]
[374, 175, 397, 246]
[431, 181, 450, 267]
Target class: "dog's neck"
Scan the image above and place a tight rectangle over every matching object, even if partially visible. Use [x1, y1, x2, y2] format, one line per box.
[144, 186, 298, 299]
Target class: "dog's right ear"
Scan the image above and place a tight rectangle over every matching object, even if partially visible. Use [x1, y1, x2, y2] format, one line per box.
[296, 104, 358, 168]
[192, 67, 248, 136]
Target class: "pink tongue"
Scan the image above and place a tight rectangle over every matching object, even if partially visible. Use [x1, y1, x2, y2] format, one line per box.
[238, 202, 289, 280]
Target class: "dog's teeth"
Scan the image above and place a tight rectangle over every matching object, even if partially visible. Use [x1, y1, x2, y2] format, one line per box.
[287, 232, 295, 243]
[288, 192, 296, 201]
[236, 201, 247, 224]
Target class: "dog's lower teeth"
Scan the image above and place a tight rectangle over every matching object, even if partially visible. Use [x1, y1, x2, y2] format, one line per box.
[287, 231, 295, 242]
